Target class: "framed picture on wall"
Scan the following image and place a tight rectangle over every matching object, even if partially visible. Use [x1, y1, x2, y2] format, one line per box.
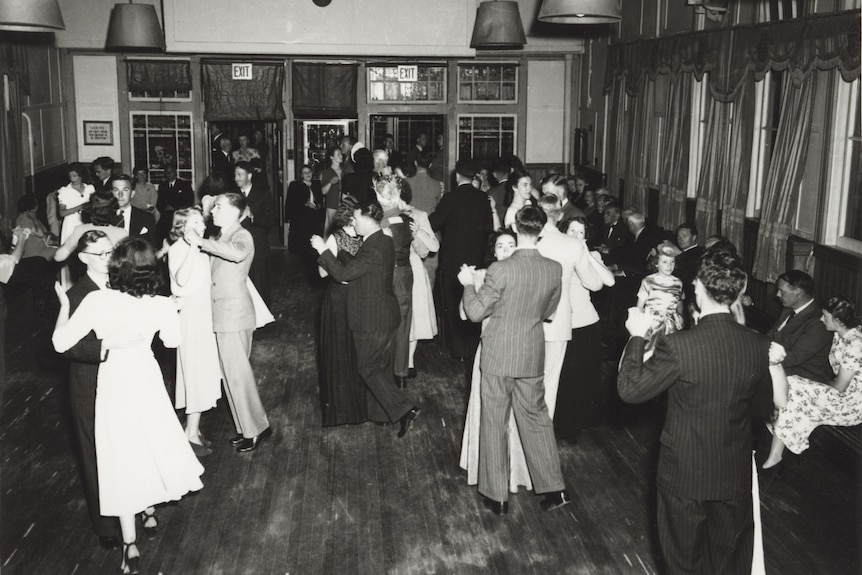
[83, 121, 114, 145]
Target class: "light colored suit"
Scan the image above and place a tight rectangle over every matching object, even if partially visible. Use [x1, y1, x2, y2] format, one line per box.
[202, 222, 269, 438]
[537, 223, 604, 415]
[462, 247, 565, 502]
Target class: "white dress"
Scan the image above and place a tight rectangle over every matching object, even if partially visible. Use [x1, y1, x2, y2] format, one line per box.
[169, 241, 222, 413]
[408, 208, 438, 341]
[52, 290, 204, 516]
[57, 183, 95, 244]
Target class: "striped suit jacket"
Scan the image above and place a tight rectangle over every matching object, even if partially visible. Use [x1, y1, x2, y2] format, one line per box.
[463, 248, 561, 378]
[317, 229, 400, 333]
[618, 313, 772, 500]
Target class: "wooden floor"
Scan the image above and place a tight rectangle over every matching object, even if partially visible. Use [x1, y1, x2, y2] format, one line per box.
[2, 250, 860, 574]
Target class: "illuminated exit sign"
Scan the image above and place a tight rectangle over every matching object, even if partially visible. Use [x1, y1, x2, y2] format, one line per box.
[232, 63, 253, 80]
[397, 65, 418, 82]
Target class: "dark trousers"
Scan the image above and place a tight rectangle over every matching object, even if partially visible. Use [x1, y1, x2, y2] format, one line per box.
[248, 253, 271, 306]
[393, 266, 413, 377]
[657, 489, 754, 575]
[69, 391, 119, 538]
[439, 268, 481, 360]
[554, 321, 603, 439]
[352, 328, 413, 423]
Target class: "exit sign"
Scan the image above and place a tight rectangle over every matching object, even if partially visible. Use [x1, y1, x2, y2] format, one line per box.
[397, 65, 418, 82]
[232, 63, 253, 80]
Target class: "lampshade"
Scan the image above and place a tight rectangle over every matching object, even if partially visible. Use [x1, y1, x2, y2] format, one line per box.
[470, 1, 526, 49]
[538, 0, 622, 24]
[105, 3, 165, 51]
[0, 0, 65, 32]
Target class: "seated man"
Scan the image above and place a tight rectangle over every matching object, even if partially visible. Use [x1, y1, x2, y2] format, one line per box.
[769, 270, 833, 383]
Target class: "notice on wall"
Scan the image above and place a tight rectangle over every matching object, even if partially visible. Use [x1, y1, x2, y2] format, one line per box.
[232, 63, 253, 80]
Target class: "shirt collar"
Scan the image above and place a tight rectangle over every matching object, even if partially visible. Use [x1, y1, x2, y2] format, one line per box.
[793, 298, 814, 314]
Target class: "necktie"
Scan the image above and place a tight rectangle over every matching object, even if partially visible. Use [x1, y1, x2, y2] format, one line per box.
[117, 213, 125, 228]
[779, 310, 795, 331]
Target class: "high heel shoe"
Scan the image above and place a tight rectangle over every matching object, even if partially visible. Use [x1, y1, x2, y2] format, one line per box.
[140, 508, 158, 539]
[121, 541, 140, 574]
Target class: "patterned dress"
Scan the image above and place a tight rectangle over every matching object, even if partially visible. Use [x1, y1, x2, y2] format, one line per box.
[771, 327, 862, 454]
[638, 272, 683, 358]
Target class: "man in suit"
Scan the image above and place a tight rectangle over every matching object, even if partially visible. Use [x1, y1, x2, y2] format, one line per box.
[190, 192, 271, 453]
[618, 249, 773, 574]
[407, 154, 443, 288]
[617, 210, 660, 280]
[599, 201, 632, 267]
[536, 195, 604, 435]
[769, 270, 833, 383]
[235, 161, 275, 305]
[383, 133, 403, 168]
[156, 164, 195, 240]
[460, 205, 569, 515]
[63, 229, 119, 547]
[541, 174, 585, 221]
[92, 157, 115, 193]
[429, 160, 494, 363]
[673, 222, 704, 329]
[487, 160, 509, 226]
[404, 132, 428, 169]
[211, 136, 234, 180]
[311, 201, 420, 437]
[109, 174, 157, 246]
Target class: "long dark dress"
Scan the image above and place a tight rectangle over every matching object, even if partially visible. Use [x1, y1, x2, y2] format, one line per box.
[285, 179, 324, 264]
[319, 229, 366, 426]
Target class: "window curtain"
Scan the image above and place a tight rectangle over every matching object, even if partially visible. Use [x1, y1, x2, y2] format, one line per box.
[292, 63, 358, 119]
[694, 92, 732, 238]
[202, 62, 286, 121]
[128, 60, 191, 92]
[624, 79, 652, 211]
[605, 76, 628, 197]
[752, 72, 819, 282]
[658, 74, 692, 231]
[720, 78, 754, 251]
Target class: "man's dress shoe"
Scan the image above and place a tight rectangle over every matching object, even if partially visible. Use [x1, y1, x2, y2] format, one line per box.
[482, 497, 509, 515]
[407, 367, 417, 379]
[540, 490, 571, 512]
[397, 407, 420, 438]
[236, 427, 273, 452]
[229, 434, 244, 446]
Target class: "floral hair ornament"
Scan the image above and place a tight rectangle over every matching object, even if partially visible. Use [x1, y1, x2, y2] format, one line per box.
[373, 171, 403, 209]
[655, 241, 682, 258]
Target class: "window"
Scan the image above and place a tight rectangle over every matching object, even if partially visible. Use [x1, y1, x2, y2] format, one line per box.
[458, 63, 518, 103]
[457, 115, 516, 161]
[129, 89, 191, 101]
[747, 71, 784, 216]
[845, 111, 861, 241]
[688, 77, 709, 199]
[130, 112, 194, 185]
[367, 65, 446, 103]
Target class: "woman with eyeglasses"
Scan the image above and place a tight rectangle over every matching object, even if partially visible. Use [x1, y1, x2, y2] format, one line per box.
[52, 237, 203, 574]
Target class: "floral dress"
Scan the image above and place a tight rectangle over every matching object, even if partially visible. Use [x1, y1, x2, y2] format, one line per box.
[638, 272, 683, 358]
[771, 327, 862, 454]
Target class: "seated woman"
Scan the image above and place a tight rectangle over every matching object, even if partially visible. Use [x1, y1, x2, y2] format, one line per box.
[764, 295, 862, 469]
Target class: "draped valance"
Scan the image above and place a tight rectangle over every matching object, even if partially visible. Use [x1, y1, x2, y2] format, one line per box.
[604, 11, 860, 102]
[127, 60, 191, 93]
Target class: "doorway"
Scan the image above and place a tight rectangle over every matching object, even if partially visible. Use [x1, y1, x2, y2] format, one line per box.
[370, 114, 446, 172]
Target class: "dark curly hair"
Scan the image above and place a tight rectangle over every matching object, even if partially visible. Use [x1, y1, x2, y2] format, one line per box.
[484, 228, 517, 268]
[108, 237, 165, 297]
[81, 189, 120, 226]
[824, 296, 860, 329]
[696, 249, 746, 306]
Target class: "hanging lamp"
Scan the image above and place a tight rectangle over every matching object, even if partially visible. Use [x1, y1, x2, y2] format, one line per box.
[537, 0, 622, 24]
[105, 1, 165, 51]
[470, 0, 526, 49]
[0, 0, 65, 32]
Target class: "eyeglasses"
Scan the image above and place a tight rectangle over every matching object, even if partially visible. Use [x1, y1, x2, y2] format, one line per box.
[81, 249, 113, 260]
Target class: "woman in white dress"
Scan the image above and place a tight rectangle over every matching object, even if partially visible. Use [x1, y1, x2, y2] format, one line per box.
[52, 237, 204, 575]
[54, 189, 127, 264]
[167, 207, 222, 456]
[57, 163, 95, 244]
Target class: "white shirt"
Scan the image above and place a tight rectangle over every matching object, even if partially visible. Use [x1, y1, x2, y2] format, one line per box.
[240, 185, 252, 197]
[778, 298, 814, 331]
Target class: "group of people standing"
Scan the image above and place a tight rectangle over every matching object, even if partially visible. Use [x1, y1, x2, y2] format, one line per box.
[44, 164, 275, 573]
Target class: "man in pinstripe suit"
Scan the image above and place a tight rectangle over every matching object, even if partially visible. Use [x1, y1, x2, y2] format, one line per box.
[460, 206, 569, 515]
[618, 250, 773, 575]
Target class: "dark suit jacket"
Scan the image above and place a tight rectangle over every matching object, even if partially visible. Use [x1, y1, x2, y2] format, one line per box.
[463, 248, 561, 378]
[317, 229, 400, 333]
[211, 150, 233, 179]
[341, 171, 375, 204]
[63, 275, 102, 398]
[674, 245, 704, 288]
[156, 178, 195, 213]
[429, 183, 494, 271]
[618, 225, 661, 278]
[768, 302, 833, 382]
[603, 220, 632, 266]
[242, 184, 275, 258]
[129, 206, 157, 246]
[487, 182, 507, 227]
[618, 313, 772, 500]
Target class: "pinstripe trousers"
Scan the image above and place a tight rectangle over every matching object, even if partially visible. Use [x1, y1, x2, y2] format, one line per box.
[478, 372, 565, 502]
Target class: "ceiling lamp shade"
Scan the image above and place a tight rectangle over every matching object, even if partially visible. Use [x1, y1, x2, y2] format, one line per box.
[538, 0, 622, 24]
[0, 0, 65, 32]
[470, 1, 526, 49]
[105, 2, 165, 51]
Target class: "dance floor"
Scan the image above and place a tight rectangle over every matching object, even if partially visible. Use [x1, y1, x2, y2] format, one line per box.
[2, 248, 860, 574]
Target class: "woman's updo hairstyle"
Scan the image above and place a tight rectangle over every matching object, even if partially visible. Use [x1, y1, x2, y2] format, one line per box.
[108, 237, 165, 297]
[169, 206, 203, 244]
[824, 296, 860, 329]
